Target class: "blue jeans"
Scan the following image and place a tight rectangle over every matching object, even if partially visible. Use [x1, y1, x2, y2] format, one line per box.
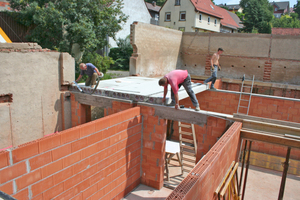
[204, 65, 218, 88]
[170, 74, 199, 107]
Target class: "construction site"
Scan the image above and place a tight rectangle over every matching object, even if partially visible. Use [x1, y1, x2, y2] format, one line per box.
[0, 22, 300, 200]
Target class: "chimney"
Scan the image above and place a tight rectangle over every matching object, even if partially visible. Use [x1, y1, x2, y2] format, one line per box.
[152, 1, 156, 6]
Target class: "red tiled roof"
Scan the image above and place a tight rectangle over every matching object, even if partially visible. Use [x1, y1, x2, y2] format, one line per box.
[190, 0, 239, 29]
[190, 0, 223, 18]
[145, 2, 161, 12]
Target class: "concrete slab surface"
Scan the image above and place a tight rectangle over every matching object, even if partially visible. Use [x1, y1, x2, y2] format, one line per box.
[124, 164, 300, 199]
[70, 76, 208, 105]
[123, 184, 173, 200]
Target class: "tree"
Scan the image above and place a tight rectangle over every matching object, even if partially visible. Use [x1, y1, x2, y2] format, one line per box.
[8, 0, 128, 54]
[144, 0, 166, 7]
[272, 14, 300, 28]
[109, 35, 133, 70]
[240, 0, 273, 33]
[294, 1, 300, 20]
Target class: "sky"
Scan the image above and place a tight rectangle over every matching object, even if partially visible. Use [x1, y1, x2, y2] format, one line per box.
[214, 0, 298, 8]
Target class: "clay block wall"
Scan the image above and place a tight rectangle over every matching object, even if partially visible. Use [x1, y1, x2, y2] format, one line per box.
[0, 107, 142, 200]
[221, 82, 300, 99]
[102, 101, 168, 190]
[166, 122, 242, 200]
[195, 90, 300, 165]
[0, 43, 75, 149]
[180, 32, 300, 84]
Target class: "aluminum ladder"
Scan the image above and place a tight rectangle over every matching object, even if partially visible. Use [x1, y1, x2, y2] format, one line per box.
[237, 75, 255, 115]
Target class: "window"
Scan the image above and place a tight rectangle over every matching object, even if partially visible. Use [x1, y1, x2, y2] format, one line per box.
[214, 18, 217, 25]
[165, 12, 171, 21]
[175, 0, 180, 6]
[178, 27, 185, 32]
[199, 14, 202, 21]
[208, 17, 210, 24]
[275, 7, 278, 11]
[180, 11, 186, 21]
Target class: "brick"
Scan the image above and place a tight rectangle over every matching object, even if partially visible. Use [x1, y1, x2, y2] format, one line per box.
[73, 159, 90, 175]
[74, 179, 90, 194]
[0, 162, 27, 184]
[12, 142, 39, 163]
[52, 144, 72, 161]
[81, 143, 98, 159]
[12, 188, 28, 200]
[82, 165, 98, 180]
[65, 173, 82, 190]
[41, 159, 63, 178]
[63, 151, 81, 167]
[72, 138, 88, 152]
[0, 151, 9, 169]
[87, 131, 103, 145]
[61, 127, 80, 144]
[53, 167, 73, 185]
[0, 181, 13, 195]
[82, 184, 98, 200]
[31, 193, 43, 200]
[54, 188, 75, 200]
[80, 121, 96, 138]
[39, 134, 61, 153]
[30, 151, 52, 170]
[16, 169, 41, 190]
[31, 176, 54, 197]
[43, 182, 64, 200]
[72, 192, 83, 200]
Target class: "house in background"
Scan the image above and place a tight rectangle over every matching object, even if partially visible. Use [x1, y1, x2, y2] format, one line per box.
[218, 3, 243, 13]
[270, 1, 290, 18]
[146, 1, 161, 25]
[0, 0, 10, 11]
[159, 0, 240, 33]
[109, 0, 151, 48]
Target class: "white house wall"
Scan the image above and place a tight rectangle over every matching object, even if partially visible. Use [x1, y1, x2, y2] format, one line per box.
[159, 0, 220, 32]
[194, 12, 220, 32]
[109, 0, 151, 48]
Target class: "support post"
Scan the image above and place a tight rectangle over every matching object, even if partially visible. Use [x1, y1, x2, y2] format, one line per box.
[278, 147, 291, 200]
[241, 141, 252, 200]
[238, 140, 247, 196]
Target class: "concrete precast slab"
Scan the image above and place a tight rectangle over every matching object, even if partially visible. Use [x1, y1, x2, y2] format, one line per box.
[70, 76, 208, 104]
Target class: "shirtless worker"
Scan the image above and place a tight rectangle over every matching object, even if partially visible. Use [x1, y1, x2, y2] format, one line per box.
[204, 48, 224, 90]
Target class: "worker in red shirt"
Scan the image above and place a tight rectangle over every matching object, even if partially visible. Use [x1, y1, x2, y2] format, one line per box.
[158, 70, 200, 111]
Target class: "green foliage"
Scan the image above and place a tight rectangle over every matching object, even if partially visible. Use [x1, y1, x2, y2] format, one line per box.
[109, 36, 133, 70]
[144, 0, 166, 6]
[219, 5, 229, 10]
[235, 11, 245, 21]
[271, 14, 300, 28]
[8, 0, 128, 54]
[294, 1, 300, 20]
[240, 0, 273, 33]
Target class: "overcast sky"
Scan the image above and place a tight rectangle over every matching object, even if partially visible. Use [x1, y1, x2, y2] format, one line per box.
[214, 0, 298, 8]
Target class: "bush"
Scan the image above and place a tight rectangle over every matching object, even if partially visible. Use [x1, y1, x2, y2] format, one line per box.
[109, 36, 133, 70]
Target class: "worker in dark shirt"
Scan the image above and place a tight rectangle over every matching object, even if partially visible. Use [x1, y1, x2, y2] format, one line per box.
[75, 63, 103, 87]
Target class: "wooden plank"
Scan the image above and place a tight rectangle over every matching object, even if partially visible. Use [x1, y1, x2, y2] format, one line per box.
[234, 113, 300, 128]
[241, 129, 300, 149]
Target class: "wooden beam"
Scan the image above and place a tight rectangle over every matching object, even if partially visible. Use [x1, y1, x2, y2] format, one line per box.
[241, 129, 300, 149]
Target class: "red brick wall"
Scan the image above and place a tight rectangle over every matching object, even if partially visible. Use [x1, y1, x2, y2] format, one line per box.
[103, 101, 168, 190]
[140, 105, 167, 189]
[195, 90, 300, 161]
[0, 107, 142, 200]
[166, 122, 242, 200]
